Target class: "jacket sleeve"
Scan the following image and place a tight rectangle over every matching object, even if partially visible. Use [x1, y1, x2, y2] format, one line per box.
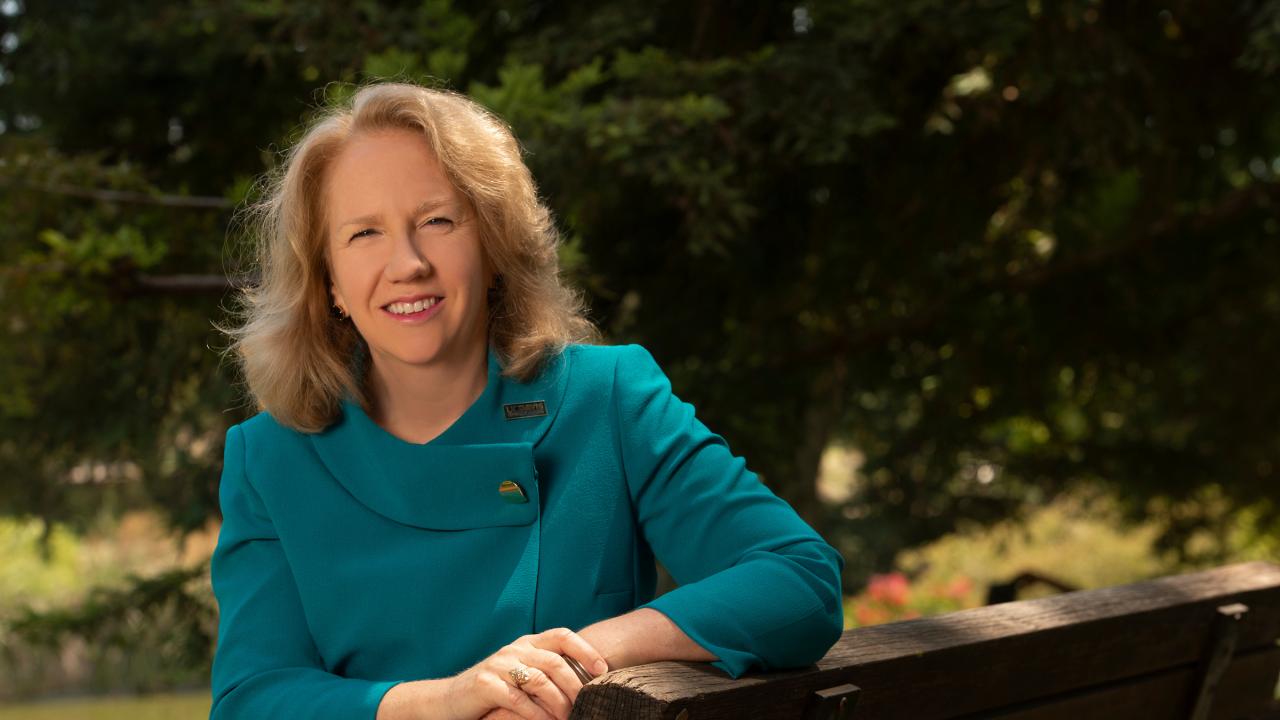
[614, 344, 845, 679]
[209, 423, 403, 720]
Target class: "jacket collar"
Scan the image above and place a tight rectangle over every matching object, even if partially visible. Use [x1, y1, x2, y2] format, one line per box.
[426, 343, 570, 448]
[308, 344, 571, 530]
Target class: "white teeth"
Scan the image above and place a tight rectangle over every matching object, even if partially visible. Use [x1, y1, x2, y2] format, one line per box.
[386, 297, 439, 315]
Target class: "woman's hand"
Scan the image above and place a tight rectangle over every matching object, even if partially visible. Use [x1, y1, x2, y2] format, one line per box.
[441, 627, 608, 720]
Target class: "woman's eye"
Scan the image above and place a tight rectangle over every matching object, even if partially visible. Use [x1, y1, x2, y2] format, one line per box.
[421, 217, 454, 229]
[350, 228, 377, 241]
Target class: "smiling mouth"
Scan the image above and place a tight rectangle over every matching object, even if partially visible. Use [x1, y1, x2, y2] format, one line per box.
[384, 297, 442, 315]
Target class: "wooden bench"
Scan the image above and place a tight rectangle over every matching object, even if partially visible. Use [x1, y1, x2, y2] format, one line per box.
[571, 561, 1280, 719]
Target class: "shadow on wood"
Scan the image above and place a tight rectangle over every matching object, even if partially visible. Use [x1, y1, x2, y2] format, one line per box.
[571, 561, 1280, 719]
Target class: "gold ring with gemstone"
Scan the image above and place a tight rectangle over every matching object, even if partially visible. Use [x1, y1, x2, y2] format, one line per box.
[508, 665, 531, 688]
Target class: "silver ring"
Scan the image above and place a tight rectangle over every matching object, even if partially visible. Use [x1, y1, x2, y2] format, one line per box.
[562, 655, 594, 684]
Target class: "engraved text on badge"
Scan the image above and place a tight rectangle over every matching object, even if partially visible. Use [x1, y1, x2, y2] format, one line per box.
[504, 401, 548, 420]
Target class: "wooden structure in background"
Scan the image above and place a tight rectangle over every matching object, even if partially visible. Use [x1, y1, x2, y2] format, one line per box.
[571, 561, 1280, 719]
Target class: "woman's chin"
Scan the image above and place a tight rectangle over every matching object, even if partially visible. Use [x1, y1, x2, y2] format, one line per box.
[371, 345, 475, 369]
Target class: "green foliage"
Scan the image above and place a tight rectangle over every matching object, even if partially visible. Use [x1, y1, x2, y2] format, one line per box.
[898, 482, 1182, 595]
[0, 563, 214, 699]
[0, 517, 89, 610]
[0, 3, 1277, 688]
[34, 226, 166, 277]
[0, 513, 220, 700]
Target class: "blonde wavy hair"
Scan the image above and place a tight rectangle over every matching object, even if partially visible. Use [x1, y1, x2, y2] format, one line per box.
[223, 82, 599, 433]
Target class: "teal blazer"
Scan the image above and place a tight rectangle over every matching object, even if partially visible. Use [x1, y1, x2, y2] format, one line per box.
[209, 343, 845, 719]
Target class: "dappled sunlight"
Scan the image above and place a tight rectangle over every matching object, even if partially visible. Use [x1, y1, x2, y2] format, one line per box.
[0, 511, 213, 616]
[896, 484, 1178, 596]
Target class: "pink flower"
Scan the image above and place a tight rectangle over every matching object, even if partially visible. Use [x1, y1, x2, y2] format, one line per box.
[945, 576, 973, 599]
[867, 572, 911, 606]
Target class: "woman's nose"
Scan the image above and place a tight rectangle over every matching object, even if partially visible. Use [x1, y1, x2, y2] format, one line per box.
[384, 229, 430, 281]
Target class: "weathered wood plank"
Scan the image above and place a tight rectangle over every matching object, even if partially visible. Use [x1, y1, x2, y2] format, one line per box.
[571, 660, 859, 719]
[967, 646, 1280, 720]
[571, 561, 1280, 719]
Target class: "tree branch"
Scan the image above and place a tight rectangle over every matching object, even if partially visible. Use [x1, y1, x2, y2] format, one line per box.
[131, 273, 250, 294]
[3, 180, 234, 209]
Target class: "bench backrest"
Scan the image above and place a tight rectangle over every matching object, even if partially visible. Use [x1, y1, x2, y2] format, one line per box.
[572, 560, 1280, 719]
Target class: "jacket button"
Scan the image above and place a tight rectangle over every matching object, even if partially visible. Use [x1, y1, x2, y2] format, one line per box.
[498, 480, 528, 504]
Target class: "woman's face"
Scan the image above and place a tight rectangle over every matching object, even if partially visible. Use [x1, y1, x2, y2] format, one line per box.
[324, 128, 490, 374]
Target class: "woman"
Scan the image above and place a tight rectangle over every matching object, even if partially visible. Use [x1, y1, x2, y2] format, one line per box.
[211, 82, 845, 720]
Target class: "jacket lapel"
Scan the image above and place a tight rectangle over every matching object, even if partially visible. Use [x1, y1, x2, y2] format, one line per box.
[438, 343, 572, 448]
[306, 344, 572, 531]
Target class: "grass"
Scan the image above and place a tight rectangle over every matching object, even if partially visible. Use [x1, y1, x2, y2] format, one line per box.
[0, 690, 209, 719]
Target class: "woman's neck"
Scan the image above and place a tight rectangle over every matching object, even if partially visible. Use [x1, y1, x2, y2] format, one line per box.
[365, 341, 489, 445]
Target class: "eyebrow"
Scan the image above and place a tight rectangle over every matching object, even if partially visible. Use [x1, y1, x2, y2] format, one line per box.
[335, 198, 453, 231]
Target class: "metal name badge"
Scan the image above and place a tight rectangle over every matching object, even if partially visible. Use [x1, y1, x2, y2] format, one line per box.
[503, 401, 547, 421]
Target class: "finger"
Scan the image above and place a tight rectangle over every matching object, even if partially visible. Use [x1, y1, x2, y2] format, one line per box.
[485, 668, 558, 720]
[531, 627, 609, 679]
[509, 663, 572, 720]
[521, 647, 585, 703]
[509, 688, 557, 720]
[476, 671, 545, 717]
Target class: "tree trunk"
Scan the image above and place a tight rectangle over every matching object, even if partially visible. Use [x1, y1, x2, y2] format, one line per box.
[782, 352, 849, 542]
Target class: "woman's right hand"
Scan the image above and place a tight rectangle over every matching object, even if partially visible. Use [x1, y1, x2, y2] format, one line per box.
[440, 627, 608, 720]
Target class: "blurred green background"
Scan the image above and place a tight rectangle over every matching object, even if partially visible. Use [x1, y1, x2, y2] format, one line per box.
[1, 0, 1278, 714]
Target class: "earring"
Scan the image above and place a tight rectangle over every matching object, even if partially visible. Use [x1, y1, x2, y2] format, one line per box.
[331, 301, 348, 320]
[487, 274, 504, 303]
